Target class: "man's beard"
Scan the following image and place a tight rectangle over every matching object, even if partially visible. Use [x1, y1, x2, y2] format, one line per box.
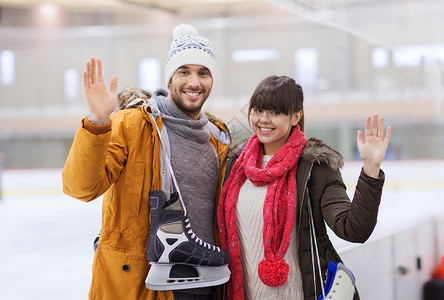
[170, 88, 209, 117]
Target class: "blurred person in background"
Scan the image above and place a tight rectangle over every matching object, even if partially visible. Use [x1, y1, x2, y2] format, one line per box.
[62, 24, 231, 300]
[218, 75, 391, 300]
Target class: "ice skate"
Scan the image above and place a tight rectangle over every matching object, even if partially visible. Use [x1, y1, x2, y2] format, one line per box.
[145, 190, 231, 291]
[318, 262, 355, 300]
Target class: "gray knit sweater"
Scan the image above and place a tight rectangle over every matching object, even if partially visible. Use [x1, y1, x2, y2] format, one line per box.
[156, 94, 219, 296]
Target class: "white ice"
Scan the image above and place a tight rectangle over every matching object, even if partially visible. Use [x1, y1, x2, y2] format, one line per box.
[0, 168, 101, 299]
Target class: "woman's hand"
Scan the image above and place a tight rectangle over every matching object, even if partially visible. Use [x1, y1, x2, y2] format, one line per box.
[357, 114, 391, 178]
[83, 57, 118, 124]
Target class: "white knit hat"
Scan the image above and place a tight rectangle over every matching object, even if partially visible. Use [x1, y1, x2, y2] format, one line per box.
[165, 24, 216, 86]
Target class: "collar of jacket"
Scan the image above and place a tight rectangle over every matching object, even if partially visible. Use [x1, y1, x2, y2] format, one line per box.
[300, 138, 343, 170]
[140, 88, 163, 122]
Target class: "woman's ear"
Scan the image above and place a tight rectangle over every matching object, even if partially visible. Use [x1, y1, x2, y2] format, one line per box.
[291, 111, 303, 126]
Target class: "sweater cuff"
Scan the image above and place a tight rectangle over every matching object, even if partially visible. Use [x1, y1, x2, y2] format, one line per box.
[82, 116, 112, 135]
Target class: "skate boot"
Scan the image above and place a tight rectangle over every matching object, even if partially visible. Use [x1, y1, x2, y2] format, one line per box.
[318, 262, 355, 300]
[145, 190, 231, 291]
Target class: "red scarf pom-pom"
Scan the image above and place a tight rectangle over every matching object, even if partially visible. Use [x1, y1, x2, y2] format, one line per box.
[258, 259, 290, 287]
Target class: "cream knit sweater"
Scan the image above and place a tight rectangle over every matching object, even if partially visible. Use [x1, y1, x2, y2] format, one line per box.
[236, 155, 304, 300]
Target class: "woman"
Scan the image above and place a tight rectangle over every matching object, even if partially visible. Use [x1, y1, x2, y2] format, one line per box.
[217, 75, 391, 300]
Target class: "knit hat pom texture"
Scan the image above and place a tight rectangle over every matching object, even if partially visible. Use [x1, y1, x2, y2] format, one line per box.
[173, 24, 198, 39]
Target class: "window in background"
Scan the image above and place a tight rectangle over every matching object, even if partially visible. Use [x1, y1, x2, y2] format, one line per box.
[393, 45, 424, 67]
[0, 50, 15, 86]
[392, 44, 444, 67]
[231, 48, 280, 62]
[64, 68, 79, 103]
[372, 47, 389, 68]
[294, 48, 318, 89]
[139, 57, 161, 92]
[432, 45, 444, 63]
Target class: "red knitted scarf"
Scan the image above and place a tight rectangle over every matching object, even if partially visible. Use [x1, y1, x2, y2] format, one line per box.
[218, 126, 306, 299]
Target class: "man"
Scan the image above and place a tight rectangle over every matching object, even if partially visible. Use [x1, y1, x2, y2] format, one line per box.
[62, 24, 231, 300]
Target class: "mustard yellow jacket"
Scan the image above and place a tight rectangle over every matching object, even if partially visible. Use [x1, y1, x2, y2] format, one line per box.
[62, 104, 230, 300]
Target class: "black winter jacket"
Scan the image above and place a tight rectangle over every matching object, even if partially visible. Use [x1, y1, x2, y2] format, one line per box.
[223, 137, 385, 300]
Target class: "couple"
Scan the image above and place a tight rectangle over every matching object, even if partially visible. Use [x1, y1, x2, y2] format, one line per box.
[62, 24, 391, 300]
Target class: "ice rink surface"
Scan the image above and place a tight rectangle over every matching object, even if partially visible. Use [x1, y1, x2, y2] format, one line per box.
[0, 160, 443, 299]
[0, 168, 102, 299]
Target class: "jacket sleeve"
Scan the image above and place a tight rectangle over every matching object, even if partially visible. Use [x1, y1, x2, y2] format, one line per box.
[62, 116, 127, 202]
[318, 165, 385, 243]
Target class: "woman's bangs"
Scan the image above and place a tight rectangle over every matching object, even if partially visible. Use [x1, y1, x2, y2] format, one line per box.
[252, 85, 285, 112]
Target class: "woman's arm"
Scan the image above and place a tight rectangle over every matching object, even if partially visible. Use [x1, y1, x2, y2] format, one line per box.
[318, 165, 385, 243]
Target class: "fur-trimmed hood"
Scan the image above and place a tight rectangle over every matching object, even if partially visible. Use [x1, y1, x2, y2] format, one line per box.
[301, 137, 343, 170]
[227, 137, 344, 170]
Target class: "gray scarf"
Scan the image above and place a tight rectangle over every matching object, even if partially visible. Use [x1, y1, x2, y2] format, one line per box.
[157, 98, 211, 144]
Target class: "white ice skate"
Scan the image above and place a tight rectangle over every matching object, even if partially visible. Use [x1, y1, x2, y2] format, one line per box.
[145, 190, 231, 291]
[318, 261, 355, 300]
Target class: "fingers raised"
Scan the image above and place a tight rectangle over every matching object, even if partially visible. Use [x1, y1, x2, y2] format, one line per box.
[97, 58, 104, 84]
[110, 76, 118, 94]
[357, 129, 363, 145]
[372, 114, 378, 137]
[384, 126, 392, 144]
[364, 115, 372, 138]
[83, 60, 92, 90]
[378, 116, 385, 139]
[83, 69, 89, 90]
[90, 57, 96, 85]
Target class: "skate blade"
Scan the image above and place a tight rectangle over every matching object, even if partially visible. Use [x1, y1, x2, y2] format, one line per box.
[145, 264, 230, 291]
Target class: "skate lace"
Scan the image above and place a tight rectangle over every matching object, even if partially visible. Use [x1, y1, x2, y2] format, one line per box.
[184, 212, 221, 252]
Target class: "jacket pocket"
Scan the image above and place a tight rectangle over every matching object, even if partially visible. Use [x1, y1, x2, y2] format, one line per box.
[90, 247, 152, 299]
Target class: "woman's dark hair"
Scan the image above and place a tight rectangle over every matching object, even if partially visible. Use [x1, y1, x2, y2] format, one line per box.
[248, 75, 304, 131]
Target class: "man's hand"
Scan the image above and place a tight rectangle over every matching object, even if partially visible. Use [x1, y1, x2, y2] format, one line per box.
[83, 57, 118, 124]
[357, 114, 392, 178]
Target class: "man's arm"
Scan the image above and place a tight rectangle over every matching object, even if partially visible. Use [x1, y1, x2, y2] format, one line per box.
[62, 119, 111, 201]
[62, 57, 123, 201]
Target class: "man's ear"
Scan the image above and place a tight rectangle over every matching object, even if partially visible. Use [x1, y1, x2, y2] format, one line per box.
[291, 111, 303, 126]
[167, 78, 172, 90]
